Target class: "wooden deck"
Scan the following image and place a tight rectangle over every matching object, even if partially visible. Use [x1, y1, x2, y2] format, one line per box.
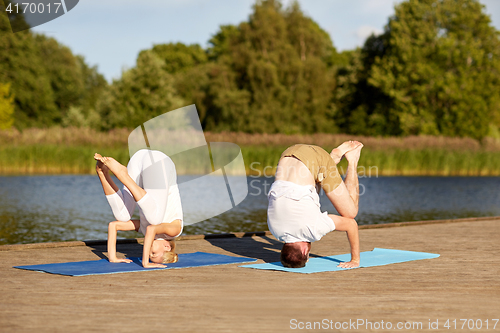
[0, 217, 499, 332]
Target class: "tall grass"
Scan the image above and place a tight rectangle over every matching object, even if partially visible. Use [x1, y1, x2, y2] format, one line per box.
[0, 145, 129, 175]
[1, 127, 500, 176]
[242, 146, 500, 176]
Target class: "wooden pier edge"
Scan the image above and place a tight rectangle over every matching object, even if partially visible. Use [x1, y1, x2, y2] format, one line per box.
[1, 215, 499, 252]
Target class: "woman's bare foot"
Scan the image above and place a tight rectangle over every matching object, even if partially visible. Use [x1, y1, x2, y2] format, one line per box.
[95, 158, 109, 174]
[330, 141, 362, 164]
[94, 153, 128, 178]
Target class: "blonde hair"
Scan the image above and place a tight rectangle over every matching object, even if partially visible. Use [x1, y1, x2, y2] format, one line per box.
[161, 240, 178, 264]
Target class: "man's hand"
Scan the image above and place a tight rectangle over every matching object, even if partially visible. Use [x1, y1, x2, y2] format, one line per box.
[337, 260, 360, 268]
[142, 262, 166, 269]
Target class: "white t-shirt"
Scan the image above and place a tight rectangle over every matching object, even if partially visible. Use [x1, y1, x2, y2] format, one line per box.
[267, 180, 336, 243]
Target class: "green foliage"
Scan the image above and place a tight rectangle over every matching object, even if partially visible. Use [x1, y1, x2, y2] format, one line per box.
[76, 56, 108, 111]
[0, 0, 30, 33]
[33, 35, 85, 119]
[0, 1, 107, 129]
[207, 25, 240, 61]
[0, 11, 58, 128]
[97, 50, 185, 129]
[0, 83, 15, 129]
[343, 0, 500, 139]
[2, 0, 499, 140]
[192, 0, 339, 133]
[149, 42, 208, 74]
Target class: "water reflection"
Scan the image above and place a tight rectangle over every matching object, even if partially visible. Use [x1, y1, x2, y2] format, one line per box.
[1, 175, 499, 244]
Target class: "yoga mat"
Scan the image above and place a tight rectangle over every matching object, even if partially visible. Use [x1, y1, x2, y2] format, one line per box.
[240, 248, 439, 273]
[14, 252, 257, 276]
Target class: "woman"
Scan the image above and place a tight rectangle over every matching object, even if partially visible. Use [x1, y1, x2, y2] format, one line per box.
[94, 149, 183, 268]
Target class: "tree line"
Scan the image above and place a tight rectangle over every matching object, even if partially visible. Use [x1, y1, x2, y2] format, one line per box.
[1, 0, 499, 139]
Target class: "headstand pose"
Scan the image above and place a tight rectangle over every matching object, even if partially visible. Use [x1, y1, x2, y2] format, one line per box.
[94, 149, 183, 268]
[267, 141, 363, 268]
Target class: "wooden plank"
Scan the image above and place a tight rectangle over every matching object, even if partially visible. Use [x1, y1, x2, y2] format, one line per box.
[0, 219, 498, 332]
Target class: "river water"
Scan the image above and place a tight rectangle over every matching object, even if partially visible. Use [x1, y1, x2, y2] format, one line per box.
[1, 175, 499, 244]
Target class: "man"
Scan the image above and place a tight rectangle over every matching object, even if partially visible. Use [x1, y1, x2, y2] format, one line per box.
[267, 141, 363, 268]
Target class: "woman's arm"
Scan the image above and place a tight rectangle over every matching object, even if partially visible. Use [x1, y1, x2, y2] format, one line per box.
[142, 225, 167, 268]
[141, 222, 182, 268]
[107, 220, 138, 263]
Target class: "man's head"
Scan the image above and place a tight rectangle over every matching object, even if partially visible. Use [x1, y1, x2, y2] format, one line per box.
[280, 242, 311, 268]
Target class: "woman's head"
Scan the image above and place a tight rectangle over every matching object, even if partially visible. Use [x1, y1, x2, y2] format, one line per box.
[149, 239, 178, 264]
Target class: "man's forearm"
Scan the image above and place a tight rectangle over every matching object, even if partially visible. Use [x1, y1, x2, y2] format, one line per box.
[346, 223, 360, 263]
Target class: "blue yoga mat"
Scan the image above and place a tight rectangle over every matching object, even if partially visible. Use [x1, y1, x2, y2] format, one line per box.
[240, 248, 439, 273]
[14, 252, 257, 276]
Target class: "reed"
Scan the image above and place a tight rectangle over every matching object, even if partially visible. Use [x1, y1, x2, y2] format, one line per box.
[242, 146, 500, 177]
[0, 145, 129, 175]
[1, 127, 499, 176]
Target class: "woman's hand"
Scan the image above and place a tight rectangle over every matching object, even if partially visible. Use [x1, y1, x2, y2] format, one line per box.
[142, 262, 166, 269]
[109, 258, 132, 263]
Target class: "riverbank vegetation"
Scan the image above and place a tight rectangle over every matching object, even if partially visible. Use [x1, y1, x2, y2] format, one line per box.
[1, 0, 499, 176]
[1, 128, 499, 176]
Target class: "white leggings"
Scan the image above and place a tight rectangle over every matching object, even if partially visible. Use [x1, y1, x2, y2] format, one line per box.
[105, 149, 183, 238]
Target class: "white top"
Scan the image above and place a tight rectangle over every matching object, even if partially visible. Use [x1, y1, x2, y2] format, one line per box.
[267, 180, 336, 243]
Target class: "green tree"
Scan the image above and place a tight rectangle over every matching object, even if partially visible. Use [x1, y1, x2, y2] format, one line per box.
[61, 56, 108, 129]
[207, 25, 240, 61]
[1, 0, 30, 32]
[1, 2, 107, 129]
[202, 0, 338, 133]
[98, 50, 184, 129]
[365, 0, 500, 139]
[0, 6, 58, 128]
[0, 82, 15, 129]
[148, 42, 208, 74]
[76, 55, 108, 112]
[33, 34, 85, 120]
[335, 38, 399, 136]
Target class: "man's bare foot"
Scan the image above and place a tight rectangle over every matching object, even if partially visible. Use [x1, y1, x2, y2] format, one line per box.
[337, 260, 360, 268]
[330, 141, 362, 164]
[94, 153, 128, 178]
[344, 143, 364, 164]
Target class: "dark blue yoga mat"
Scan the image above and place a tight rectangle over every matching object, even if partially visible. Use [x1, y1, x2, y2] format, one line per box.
[14, 252, 257, 276]
[240, 248, 440, 273]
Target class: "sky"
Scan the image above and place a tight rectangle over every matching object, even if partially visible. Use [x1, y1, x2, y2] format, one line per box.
[30, 0, 500, 82]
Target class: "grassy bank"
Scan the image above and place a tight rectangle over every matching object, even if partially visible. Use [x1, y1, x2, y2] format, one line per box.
[1, 127, 500, 176]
